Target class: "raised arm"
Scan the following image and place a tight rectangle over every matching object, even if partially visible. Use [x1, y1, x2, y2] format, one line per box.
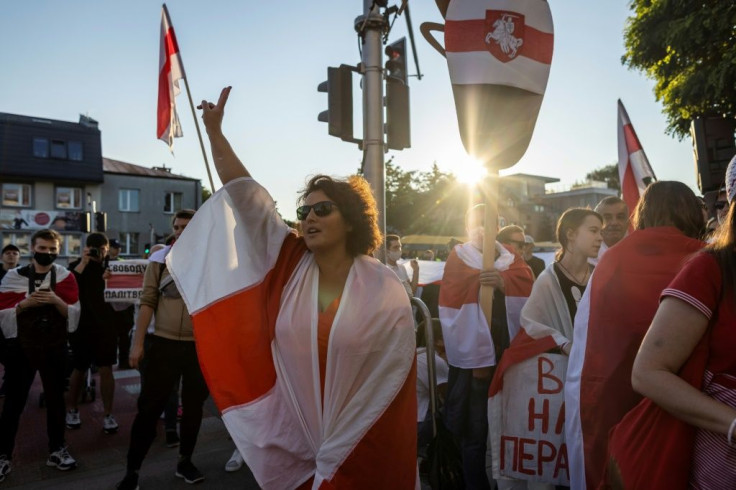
[199, 86, 250, 184]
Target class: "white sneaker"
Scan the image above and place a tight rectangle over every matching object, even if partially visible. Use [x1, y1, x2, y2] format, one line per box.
[103, 414, 119, 434]
[65, 409, 81, 429]
[0, 454, 11, 482]
[46, 447, 77, 471]
[224, 449, 244, 472]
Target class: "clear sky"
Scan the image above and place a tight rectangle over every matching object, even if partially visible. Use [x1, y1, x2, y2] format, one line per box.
[0, 1, 697, 221]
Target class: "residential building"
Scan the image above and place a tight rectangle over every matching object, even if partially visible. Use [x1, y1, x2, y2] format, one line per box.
[102, 158, 201, 256]
[0, 111, 200, 262]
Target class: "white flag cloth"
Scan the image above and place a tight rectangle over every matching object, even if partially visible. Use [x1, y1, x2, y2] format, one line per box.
[157, 4, 185, 152]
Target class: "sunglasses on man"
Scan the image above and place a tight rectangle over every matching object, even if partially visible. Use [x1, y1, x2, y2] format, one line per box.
[296, 201, 338, 221]
[715, 201, 729, 211]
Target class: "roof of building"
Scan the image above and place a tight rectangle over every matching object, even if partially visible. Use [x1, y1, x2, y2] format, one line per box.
[102, 157, 199, 181]
[503, 173, 560, 184]
[0, 112, 100, 133]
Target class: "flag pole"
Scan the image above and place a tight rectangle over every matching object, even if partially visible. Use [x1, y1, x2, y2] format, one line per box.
[162, 3, 216, 192]
[478, 169, 498, 379]
[182, 78, 216, 192]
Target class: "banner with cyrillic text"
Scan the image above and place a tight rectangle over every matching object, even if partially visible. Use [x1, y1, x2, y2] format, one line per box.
[489, 353, 569, 485]
[104, 259, 147, 303]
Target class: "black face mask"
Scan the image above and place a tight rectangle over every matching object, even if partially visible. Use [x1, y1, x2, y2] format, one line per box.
[33, 252, 58, 267]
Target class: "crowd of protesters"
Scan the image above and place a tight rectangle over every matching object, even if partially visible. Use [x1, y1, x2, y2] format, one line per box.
[0, 92, 733, 489]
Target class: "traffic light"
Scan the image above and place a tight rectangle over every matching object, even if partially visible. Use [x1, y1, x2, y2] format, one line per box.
[80, 212, 91, 233]
[94, 211, 107, 232]
[144, 243, 151, 255]
[318, 65, 354, 142]
[691, 117, 736, 193]
[385, 38, 410, 150]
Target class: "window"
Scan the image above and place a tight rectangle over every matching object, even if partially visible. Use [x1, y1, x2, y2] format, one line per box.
[68, 141, 84, 161]
[164, 192, 182, 214]
[1, 183, 32, 207]
[1, 232, 31, 256]
[58, 233, 82, 257]
[33, 138, 49, 158]
[119, 232, 139, 255]
[119, 189, 140, 212]
[50, 140, 67, 159]
[56, 187, 83, 209]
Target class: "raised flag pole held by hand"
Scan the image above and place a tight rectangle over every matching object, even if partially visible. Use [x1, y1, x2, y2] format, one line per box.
[159, 4, 216, 192]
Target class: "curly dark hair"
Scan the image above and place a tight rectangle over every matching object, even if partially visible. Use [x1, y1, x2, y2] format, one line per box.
[299, 175, 382, 256]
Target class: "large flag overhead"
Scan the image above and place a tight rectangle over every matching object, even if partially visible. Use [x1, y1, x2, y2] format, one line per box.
[442, 0, 554, 167]
[617, 99, 656, 212]
[157, 4, 185, 152]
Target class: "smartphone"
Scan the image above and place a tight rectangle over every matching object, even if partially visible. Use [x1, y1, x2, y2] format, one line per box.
[38, 287, 50, 292]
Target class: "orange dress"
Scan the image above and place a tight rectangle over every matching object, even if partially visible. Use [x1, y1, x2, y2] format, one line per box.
[297, 296, 417, 489]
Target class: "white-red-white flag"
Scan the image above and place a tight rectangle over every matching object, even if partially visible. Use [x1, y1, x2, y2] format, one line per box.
[617, 100, 656, 212]
[157, 4, 185, 152]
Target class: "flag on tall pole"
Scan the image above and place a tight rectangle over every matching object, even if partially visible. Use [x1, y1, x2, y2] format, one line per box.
[617, 99, 656, 212]
[157, 4, 185, 152]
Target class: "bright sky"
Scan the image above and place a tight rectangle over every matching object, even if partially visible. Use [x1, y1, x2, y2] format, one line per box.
[0, 1, 697, 221]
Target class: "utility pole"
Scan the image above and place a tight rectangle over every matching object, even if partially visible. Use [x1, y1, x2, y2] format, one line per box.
[355, 1, 388, 241]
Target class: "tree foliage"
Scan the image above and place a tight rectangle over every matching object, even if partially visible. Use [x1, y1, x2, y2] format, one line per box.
[385, 159, 469, 236]
[585, 163, 620, 191]
[622, 1, 736, 139]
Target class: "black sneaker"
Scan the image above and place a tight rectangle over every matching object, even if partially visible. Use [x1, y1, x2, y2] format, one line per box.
[165, 430, 180, 448]
[175, 458, 204, 484]
[116, 470, 139, 490]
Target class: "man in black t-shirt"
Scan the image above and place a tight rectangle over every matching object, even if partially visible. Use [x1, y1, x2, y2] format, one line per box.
[0, 245, 20, 282]
[66, 232, 119, 434]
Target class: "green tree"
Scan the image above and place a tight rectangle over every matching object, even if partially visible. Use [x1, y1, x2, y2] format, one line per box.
[585, 163, 620, 191]
[622, 1, 736, 138]
[201, 186, 212, 204]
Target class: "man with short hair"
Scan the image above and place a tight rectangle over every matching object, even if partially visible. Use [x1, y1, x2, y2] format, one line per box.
[496, 225, 527, 256]
[117, 209, 209, 490]
[0, 245, 20, 281]
[593, 196, 630, 264]
[385, 234, 419, 298]
[66, 232, 118, 434]
[0, 229, 81, 479]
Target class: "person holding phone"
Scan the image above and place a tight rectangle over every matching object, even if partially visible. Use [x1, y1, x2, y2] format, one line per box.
[66, 232, 118, 434]
[0, 229, 81, 480]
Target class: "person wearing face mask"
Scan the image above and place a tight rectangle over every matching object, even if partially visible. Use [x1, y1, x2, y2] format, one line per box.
[385, 234, 418, 298]
[438, 204, 535, 490]
[0, 229, 81, 480]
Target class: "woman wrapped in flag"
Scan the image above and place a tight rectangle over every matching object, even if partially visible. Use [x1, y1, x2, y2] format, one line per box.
[166, 87, 417, 489]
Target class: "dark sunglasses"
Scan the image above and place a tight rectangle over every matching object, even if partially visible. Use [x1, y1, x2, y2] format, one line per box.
[296, 201, 337, 220]
[715, 201, 728, 210]
[509, 240, 526, 248]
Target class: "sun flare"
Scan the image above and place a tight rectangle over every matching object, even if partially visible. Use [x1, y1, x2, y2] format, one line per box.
[453, 155, 488, 185]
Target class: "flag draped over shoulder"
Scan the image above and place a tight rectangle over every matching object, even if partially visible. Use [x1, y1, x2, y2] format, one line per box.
[0, 264, 81, 338]
[166, 177, 417, 490]
[488, 263, 573, 486]
[439, 241, 534, 369]
[565, 227, 703, 490]
[157, 4, 185, 151]
[617, 100, 656, 213]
